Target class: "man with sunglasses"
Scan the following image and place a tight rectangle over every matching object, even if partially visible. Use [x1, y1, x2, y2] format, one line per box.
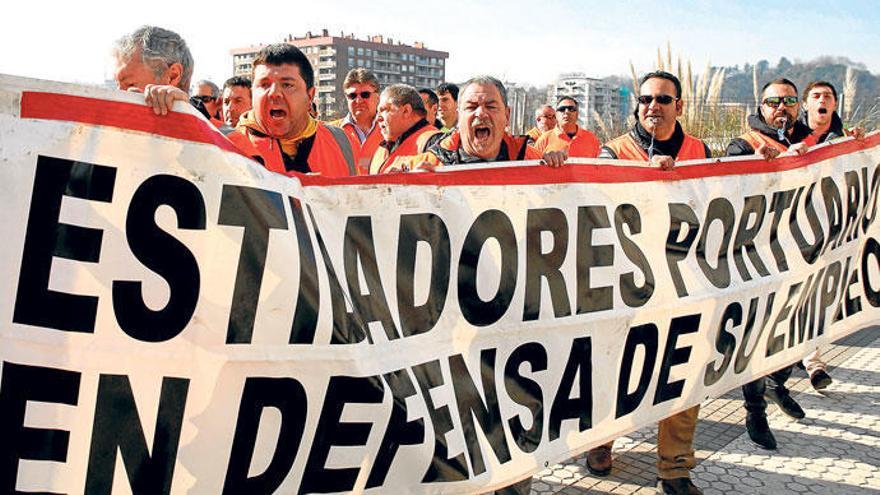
[589, 71, 708, 495]
[532, 98, 600, 157]
[725, 78, 814, 452]
[726, 78, 814, 160]
[328, 68, 383, 174]
[526, 105, 558, 141]
[195, 80, 222, 122]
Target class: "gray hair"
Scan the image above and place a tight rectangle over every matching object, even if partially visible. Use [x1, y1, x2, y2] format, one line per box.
[196, 79, 220, 98]
[460, 75, 508, 108]
[114, 25, 194, 91]
[534, 104, 554, 117]
[382, 84, 426, 117]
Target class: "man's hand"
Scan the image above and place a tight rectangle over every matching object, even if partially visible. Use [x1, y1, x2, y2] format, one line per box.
[144, 84, 188, 115]
[650, 154, 675, 170]
[847, 126, 866, 140]
[756, 143, 781, 160]
[541, 150, 568, 168]
[788, 142, 809, 156]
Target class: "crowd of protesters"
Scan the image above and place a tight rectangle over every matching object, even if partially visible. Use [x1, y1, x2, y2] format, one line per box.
[111, 25, 869, 495]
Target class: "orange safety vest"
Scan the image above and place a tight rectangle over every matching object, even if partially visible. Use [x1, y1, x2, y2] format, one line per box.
[738, 130, 818, 153]
[412, 131, 542, 166]
[526, 127, 544, 141]
[604, 132, 707, 161]
[328, 117, 383, 175]
[534, 127, 601, 158]
[227, 122, 355, 177]
[370, 123, 441, 174]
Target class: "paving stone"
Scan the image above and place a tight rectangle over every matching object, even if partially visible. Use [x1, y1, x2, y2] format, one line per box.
[528, 328, 880, 494]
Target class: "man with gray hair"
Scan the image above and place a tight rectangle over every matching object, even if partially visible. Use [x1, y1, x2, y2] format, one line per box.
[370, 84, 439, 174]
[113, 25, 210, 119]
[408, 76, 565, 168]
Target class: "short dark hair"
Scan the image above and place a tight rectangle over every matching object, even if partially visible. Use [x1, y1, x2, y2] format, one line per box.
[224, 76, 252, 96]
[639, 70, 682, 98]
[252, 43, 314, 89]
[803, 80, 838, 102]
[556, 97, 578, 109]
[436, 82, 459, 101]
[761, 78, 798, 98]
[419, 87, 439, 106]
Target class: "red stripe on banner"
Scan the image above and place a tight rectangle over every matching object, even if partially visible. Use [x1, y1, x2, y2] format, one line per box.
[20, 91, 246, 157]
[18, 90, 879, 187]
[295, 133, 880, 187]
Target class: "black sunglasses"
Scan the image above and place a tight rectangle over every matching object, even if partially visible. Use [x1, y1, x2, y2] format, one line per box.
[193, 95, 216, 103]
[346, 91, 374, 100]
[637, 94, 677, 105]
[762, 96, 799, 108]
[556, 105, 578, 113]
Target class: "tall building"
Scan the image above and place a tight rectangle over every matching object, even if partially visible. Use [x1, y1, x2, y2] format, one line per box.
[549, 73, 623, 128]
[231, 29, 449, 119]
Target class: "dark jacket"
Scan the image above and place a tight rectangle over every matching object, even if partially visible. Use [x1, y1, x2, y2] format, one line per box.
[726, 113, 813, 157]
[599, 121, 711, 159]
[799, 110, 846, 144]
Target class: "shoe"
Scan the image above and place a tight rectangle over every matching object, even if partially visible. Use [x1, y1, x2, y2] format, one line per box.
[585, 445, 612, 476]
[810, 369, 833, 390]
[764, 387, 806, 419]
[656, 477, 703, 494]
[746, 412, 777, 450]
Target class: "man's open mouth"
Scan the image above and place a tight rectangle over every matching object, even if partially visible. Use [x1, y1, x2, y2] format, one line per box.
[269, 109, 287, 119]
[474, 126, 491, 140]
[818, 108, 829, 114]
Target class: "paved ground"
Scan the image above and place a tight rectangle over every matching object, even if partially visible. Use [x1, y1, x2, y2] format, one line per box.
[530, 327, 880, 494]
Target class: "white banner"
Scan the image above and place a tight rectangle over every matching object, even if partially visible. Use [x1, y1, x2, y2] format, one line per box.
[1, 75, 878, 494]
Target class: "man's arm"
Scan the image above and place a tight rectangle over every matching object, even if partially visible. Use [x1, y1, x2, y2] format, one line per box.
[598, 146, 618, 159]
[725, 138, 755, 157]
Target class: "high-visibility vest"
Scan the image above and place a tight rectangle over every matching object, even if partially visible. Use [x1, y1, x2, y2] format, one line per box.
[328, 117, 383, 175]
[738, 130, 817, 153]
[370, 124, 441, 174]
[604, 132, 707, 161]
[413, 131, 542, 166]
[227, 122, 355, 177]
[526, 127, 544, 141]
[534, 127, 601, 158]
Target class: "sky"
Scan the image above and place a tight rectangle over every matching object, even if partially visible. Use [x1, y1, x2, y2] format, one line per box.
[2, 0, 879, 89]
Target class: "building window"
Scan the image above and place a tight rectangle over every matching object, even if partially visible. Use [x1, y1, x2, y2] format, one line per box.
[348, 58, 354, 66]
[357, 59, 363, 67]
[348, 47, 354, 55]
[357, 47, 364, 56]
[365, 60, 371, 68]
[365, 49, 372, 57]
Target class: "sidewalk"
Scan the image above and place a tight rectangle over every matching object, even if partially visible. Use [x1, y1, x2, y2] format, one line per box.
[530, 327, 880, 494]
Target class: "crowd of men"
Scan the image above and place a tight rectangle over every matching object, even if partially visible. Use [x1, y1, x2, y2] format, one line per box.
[111, 25, 869, 495]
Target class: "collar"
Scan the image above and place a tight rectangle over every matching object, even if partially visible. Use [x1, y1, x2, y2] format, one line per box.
[748, 113, 813, 145]
[343, 113, 377, 142]
[799, 110, 846, 143]
[628, 121, 685, 158]
[380, 119, 429, 154]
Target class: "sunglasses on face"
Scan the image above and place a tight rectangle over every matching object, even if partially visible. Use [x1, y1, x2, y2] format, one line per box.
[637, 94, 677, 105]
[346, 91, 373, 100]
[193, 95, 216, 103]
[556, 105, 578, 113]
[762, 96, 798, 108]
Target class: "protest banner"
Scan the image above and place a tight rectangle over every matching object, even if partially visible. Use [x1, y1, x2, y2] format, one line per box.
[0, 74, 878, 493]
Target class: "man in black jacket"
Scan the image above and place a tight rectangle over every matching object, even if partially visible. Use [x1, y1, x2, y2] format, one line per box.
[726, 78, 813, 452]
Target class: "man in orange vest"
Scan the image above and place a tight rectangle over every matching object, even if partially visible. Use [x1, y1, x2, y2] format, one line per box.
[195, 80, 223, 123]
[591, 71, 707, 495]
[327, 68, 383, 174]
[533, 97, 600, 157]
[800, 80, 865, 145]
[408, 76, 566, 169]
[418, 87, 444, 129]
[221, 76, 252, 130]
[525, 105, 557, 141]
[226, 44, 355, 177]
[726, 78, 812, 159]
[726, 78, 816, 453]
[370, 84, 440, 174]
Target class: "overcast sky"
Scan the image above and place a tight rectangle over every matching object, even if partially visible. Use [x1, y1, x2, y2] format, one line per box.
[3, 0, 879, 88]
